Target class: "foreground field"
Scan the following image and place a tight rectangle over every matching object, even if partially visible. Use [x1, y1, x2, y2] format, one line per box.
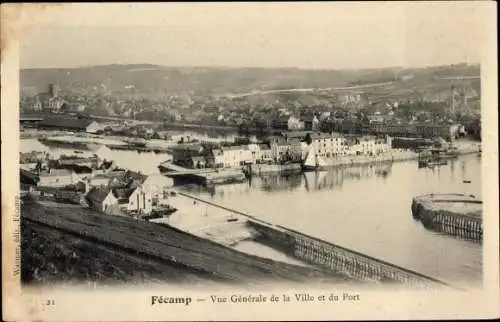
[21, 198, 351, 286]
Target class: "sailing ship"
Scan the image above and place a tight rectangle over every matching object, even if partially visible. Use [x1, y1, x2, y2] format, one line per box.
[302, 146, 329, 172]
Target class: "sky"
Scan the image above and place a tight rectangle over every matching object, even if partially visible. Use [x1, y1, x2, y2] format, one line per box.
[16, 2, 494, 70]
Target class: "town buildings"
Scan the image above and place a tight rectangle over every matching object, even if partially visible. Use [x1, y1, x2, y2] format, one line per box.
[362, 120, 460, 140]
[309, 132, 347, 158]
[302, 115, 320, 131]
[344, 135, 393, 156]
[38, 169, 82, 187]
[171, 143, 206, 167]
[209, 145, 248, 168]
[86, 187, 118, 213]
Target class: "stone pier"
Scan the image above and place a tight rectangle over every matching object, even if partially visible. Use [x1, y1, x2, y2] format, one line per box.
[411, 193, 482, 241]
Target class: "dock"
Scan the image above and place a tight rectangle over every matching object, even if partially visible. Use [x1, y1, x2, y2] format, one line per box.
[411, 193, 482, 241]
[159, 162, 247, 186]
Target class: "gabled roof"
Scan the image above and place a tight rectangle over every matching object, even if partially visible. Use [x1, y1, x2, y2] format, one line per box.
[86, 187, 112, 203]
[112, 187, 135, 200]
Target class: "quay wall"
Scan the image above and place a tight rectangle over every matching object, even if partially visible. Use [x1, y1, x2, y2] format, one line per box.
[247, 220, 451, 288]
[324, 150, 418, 168]
[249, 163, 302, 176]
[322, 147, 478, 169]
[173, 171, 246, 186]
[411, 195, 482, 241]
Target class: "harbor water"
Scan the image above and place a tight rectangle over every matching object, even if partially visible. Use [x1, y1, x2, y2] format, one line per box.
[181, 155, 483, 287]
[21, 138, 482, 287]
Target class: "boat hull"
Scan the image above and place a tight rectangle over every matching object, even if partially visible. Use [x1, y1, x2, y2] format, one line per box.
[302, 165, 330, 172]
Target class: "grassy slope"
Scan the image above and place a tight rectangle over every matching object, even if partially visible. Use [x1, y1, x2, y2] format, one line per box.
[21, 199, 350, 286]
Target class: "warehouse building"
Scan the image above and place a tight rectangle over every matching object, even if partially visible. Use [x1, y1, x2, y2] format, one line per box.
[38, 117, 102, 133]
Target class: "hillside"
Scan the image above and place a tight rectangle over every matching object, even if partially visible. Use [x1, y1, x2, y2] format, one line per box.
[21, 198, 349, 286]
[20, 63, 480, 97]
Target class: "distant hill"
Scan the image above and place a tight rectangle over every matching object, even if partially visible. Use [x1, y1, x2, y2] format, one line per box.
[20, 63, 480, 97]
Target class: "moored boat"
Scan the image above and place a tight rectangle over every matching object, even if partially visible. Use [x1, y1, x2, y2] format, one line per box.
[302, 146, 329, 171]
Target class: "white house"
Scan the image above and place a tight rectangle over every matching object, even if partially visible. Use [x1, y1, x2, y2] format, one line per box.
[345, 136, 391, 156]
[212, 146, 246, 168]
[113, 185, 153, 214]
[310, 132, 347, 158]
[127, 186, 153, 214]
[257, 144, 273, 162]
[243, 144, 261, 164]
[38, 169, 81, 187]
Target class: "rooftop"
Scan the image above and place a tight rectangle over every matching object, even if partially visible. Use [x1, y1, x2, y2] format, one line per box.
[310, 132, 343, 140]
[86, 187, 112, 203]
[40, 169, 74, 177]
[113, 187, 136, 200]
[222, 145, 246, 151]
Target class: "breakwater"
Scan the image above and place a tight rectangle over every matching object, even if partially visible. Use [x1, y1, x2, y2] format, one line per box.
[411, 194, 482, 241]
[247, 221, 452, 288]
[177, 192, 454, 288]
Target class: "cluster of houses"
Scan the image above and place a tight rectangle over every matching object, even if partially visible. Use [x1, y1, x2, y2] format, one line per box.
[20, 152, 174, 217]
[169, 131, 394, 170]
[322, 118, 464, 141]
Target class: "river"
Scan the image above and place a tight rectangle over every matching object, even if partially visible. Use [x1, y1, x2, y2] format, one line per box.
[21, 138, 482, 287]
